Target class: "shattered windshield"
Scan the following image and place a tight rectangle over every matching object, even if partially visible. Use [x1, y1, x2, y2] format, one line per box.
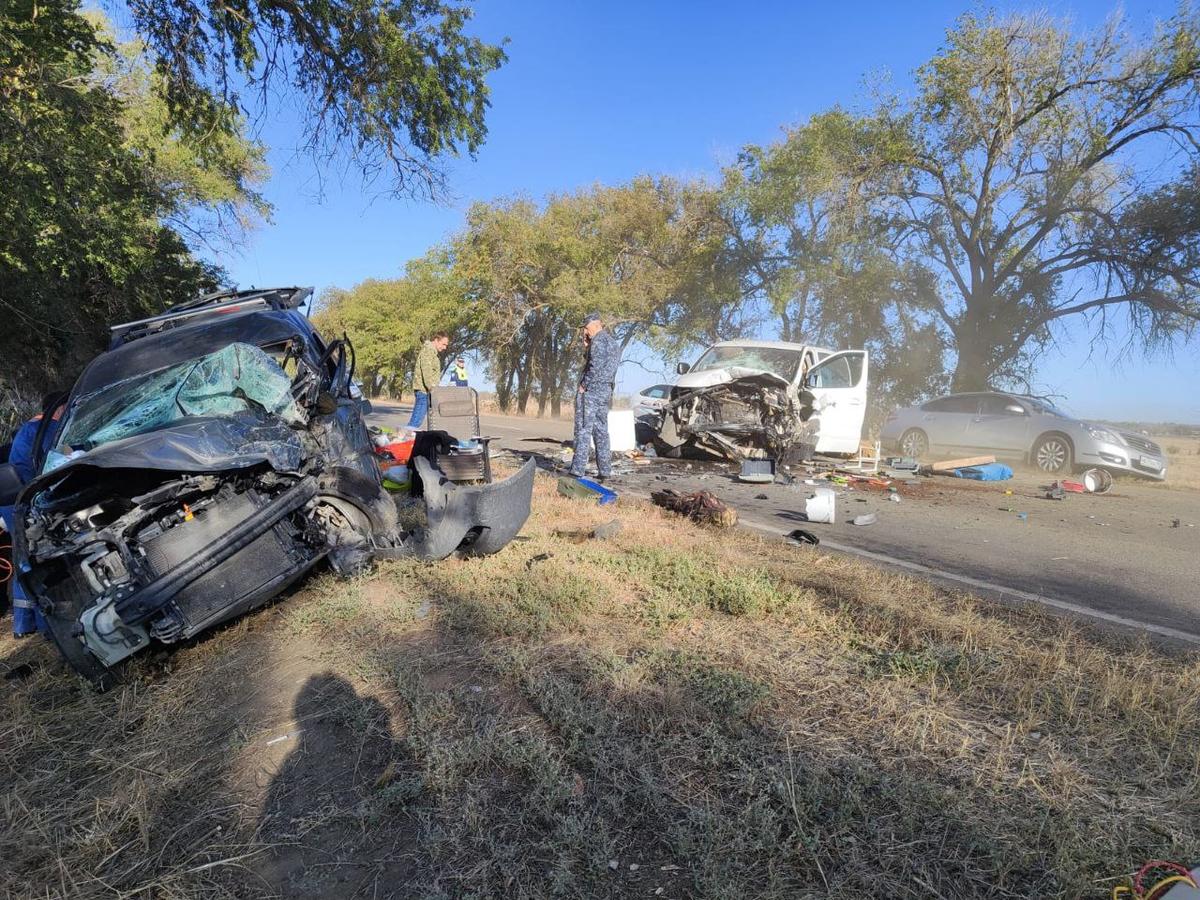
[692, 346, 802, 381]
[54, 343, 304, 457]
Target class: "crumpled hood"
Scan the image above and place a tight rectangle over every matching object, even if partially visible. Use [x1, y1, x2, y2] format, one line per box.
[675, 366, 792, 391]
[31, 416, 304, 490]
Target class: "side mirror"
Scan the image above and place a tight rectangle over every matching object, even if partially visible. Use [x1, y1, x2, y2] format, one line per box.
[676, 362, 690, 375]
[0, 463, 23, 506]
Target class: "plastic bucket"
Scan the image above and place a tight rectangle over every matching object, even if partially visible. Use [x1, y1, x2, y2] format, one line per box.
[804, 487, 837, 524]
[1082, 468, 1113, 494]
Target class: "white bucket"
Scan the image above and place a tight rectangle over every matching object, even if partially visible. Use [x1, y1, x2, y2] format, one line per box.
[1082, 467, 1113, 494]
[804, 488, 837, 524]
[607, 409, 636, 452]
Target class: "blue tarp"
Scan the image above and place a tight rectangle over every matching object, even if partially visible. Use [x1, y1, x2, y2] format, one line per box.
[952, 462, 1013, 481]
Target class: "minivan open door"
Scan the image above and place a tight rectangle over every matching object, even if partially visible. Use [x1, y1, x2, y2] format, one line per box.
[804, 350, 869, 454]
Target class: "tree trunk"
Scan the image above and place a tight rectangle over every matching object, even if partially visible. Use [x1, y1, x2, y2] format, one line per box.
[945, 314, 1003, 391]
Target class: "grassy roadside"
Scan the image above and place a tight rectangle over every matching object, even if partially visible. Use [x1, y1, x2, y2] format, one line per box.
[1, 474, 1198, 899]
[1159, 435, 1200, 490]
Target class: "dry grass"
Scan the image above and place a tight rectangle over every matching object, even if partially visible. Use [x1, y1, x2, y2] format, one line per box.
[2, 473, 1198, 898]
[1159, 435, 1200, 490]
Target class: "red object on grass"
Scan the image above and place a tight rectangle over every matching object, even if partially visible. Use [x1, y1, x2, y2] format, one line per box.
[374, 439, 414, 464]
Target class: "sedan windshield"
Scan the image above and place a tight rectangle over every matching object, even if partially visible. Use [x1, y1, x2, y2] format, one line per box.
[52, 343, 303, 461]
[692, 346, 802, 381]
[1023, 397, 1073, 419]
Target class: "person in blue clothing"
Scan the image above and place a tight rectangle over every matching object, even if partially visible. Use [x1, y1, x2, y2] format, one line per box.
[568, 313, 622, 483]
[4, 394, 65, 636]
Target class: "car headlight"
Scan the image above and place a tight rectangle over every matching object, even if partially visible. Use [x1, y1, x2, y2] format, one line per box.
[1082, 424, 1122, 445]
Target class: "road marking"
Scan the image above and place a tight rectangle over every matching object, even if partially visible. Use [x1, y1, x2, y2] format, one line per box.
[734, 515, 1200, 647]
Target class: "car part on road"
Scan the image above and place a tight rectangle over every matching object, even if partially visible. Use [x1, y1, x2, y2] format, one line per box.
[1082, 467, 1114, 494]
[650, 488, 738, 527]
[802, 487, 837, 524]
[785, 528, 820, 546]
[737, 458, 776, 483]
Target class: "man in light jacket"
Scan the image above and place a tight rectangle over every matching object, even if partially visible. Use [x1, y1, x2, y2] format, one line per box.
[408, 332, 449, 428]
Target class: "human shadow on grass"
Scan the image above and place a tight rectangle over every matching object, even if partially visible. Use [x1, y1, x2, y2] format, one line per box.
[256, 673, 420, 900]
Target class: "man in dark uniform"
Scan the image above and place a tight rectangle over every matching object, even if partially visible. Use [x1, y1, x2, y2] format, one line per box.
[569, 313, 621, 482]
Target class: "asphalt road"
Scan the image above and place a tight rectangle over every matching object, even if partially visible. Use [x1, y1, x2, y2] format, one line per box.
[369, 400, 1200, 645]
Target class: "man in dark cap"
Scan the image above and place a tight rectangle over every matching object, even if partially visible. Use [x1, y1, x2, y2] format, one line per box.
[569, 313, 621, 482]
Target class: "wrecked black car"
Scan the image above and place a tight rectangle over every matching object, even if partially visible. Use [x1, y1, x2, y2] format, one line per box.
[1, 288, 533, 687]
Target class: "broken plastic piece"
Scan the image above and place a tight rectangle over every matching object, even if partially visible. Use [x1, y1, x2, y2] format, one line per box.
[785, 529, 820, 546]
[851, 513, 877, 526]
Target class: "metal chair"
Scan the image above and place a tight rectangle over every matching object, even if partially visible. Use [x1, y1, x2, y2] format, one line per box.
[427, 386, 493, 483]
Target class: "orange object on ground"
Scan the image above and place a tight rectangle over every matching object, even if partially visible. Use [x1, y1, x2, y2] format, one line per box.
[375, 439, 414, 464]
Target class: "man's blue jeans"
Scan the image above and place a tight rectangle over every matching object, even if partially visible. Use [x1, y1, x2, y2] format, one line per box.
[408, 391, 430, 428]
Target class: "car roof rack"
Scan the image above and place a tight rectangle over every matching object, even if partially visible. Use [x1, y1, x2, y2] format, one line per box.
[109, 287, 313, 346]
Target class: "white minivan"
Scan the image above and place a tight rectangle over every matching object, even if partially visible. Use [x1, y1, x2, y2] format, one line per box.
[654, 339, 869, 459]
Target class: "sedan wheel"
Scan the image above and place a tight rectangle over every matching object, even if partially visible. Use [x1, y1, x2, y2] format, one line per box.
[1033, 435, 1072, 474]
[899, 428, 929, 459]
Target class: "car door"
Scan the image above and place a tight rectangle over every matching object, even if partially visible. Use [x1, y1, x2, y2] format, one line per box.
[917, 395, 981, 454]
[965, 395, 1032, 456]
[805, 350, 869, 453]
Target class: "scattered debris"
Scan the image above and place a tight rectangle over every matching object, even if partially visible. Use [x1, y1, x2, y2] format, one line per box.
[885, 456, 920, 472]
[1081, 467, 1114, 494]
[802, 487, 837, 524]
[949, 462, 1013, 481]
[650, 489, 738, 527]
[1059, 479, 1087, 493]
[785, 528, 820, 546]
[753, 493, 769, 500]
[1017, 512, 1029, 522]
[557, 475, 618, 505]
[553, 519, 622, 543]
[738, 458, 776, 483]
[928, 455, 997, 472]
[526, 552, 553, 569]
[1044, 485, 1066, 501]
[851, 513, 877, 526]
[3, 662, 38, 682]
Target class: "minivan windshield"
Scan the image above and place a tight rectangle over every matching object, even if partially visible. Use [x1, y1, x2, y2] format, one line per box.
[50, 342, 303, 465]
[692, 345, 802, 381]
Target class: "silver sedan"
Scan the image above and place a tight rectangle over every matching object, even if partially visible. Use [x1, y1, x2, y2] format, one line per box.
[879, 392, 1167, 480]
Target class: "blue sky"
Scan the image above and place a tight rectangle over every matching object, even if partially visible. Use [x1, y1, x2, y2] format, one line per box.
[217, 0, 1200, 423]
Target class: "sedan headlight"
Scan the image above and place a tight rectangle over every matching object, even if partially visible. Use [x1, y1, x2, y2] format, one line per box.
[1082, 424, 1123, 445]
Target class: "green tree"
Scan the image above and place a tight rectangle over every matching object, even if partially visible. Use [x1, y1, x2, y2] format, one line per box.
[313, 247, 473, 396]
[120, 0, 507, 198]
[722, 110, 949, 408]
[867, 9, 1200, 390]
[0, 1, 268, 391]
[451, 178, 731, 416]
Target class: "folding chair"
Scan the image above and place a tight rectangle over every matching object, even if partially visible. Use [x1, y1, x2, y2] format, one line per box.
[426, 386, 493, 483]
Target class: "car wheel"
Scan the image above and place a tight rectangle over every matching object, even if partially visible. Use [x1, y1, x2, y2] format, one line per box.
[1033, 434, 1072, 474]
[899, 428, 929, 459]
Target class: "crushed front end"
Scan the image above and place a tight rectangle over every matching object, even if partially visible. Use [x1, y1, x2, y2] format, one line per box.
[12, 334, 534, 688]
[656, 372, 814, 461]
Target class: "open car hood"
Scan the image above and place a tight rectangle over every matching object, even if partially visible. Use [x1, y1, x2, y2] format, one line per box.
[31, 416, 304, 490]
